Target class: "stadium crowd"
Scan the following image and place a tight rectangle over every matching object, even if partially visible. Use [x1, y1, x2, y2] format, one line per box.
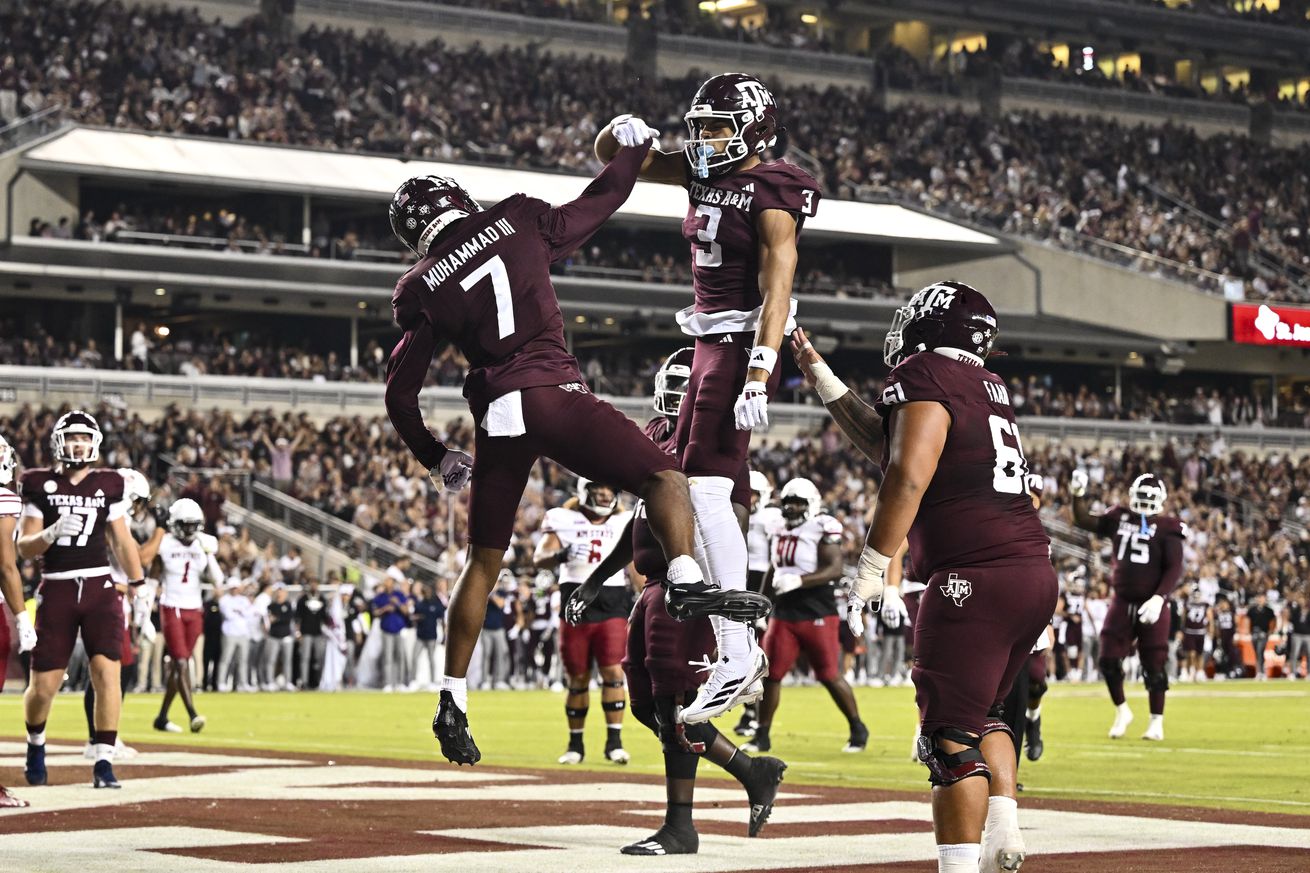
[4, 2, 1310, 301]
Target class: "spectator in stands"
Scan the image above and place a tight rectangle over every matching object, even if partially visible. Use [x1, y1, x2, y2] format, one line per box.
[411, 582, 444, 691]
[130, 322, 150, 371]
[295, 579, 328, 689]
[265, 583, 296, 690]
[371, 576, 411, 692]
[202, 591, 223, 692]
[217, 581, 255, 692]
[480, 573, 514, 690]
[1247, 593, 1278, 680]
[1288, 594, 1310, 680]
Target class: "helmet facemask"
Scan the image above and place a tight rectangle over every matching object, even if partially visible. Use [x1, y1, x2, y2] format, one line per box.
[780, 497, 810, 528]
[654, 363, 692, 417]
[53, 429, 101, 468]
[1129, 475, 1167, 516]
[578, 479, 617, 518]
[683, 112, 753, 180]
[0, 436, 14, 486]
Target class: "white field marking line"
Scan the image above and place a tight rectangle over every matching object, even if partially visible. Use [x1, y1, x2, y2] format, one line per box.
[1058, 741, 1310, 758]
[1048, 686, 1310, 699]
[1018, 784, 1310, 808]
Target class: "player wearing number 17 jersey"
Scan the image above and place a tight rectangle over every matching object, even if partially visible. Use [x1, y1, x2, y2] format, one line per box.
[1071, 473, 1185, 742]
[596, 74, 821, 724]
[385, 133, 769, 766]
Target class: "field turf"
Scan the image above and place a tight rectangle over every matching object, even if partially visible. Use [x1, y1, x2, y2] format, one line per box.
[2, 680, 1306, 815]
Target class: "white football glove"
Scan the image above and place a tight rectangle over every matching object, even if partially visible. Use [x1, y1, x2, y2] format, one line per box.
[772, 572, 804, 597]
[430, 448, 473, 493]
[733, 380, 770, 431]
[1070, 469, 1089, 498]
[138, 618, 157, 644]
[1137, 594, 1165, 626]
[40, 513, 84, 544]
[16, 612, 37, 654]
[198, 532, 218, 555]
[880, 585, 904, 623]
[566, 540, 595, 563]
[847, 546, 891, 637]
[609, 113, 659, 148]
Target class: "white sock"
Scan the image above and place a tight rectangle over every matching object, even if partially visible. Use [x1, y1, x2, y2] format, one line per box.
[1149, 714, 1164, 725]
[94, 743, 116, 763]
[1025, 706, 1040, 721]
[689, 476, 751, 660]
[441, 675, 468, 713]
[666, 554, 704, 587]
[27, 730, 45, 746]
[937, 842, 981, 872]
[1116, 702, 1132, 716]
[984, 795, 1020, 839]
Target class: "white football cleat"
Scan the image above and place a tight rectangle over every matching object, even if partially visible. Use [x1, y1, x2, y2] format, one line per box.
[1108, 703, 1134, 739]
[115, 739, 138, 760]
[678, 644, 769, 725]
[557, 749, 584, 765]
[606, 746, 631, 764]
[190, 715, 207, 734]
[1141, 715, 1165, 741]
[82, 743, 95, 760]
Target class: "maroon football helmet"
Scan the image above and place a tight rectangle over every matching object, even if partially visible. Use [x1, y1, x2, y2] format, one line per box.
[653, 346, 694, 416]
[389, 175, 483, 256]
[883, 281, 999, 367]
[51, 409, 102, 467]
[683, 73, 782, 180]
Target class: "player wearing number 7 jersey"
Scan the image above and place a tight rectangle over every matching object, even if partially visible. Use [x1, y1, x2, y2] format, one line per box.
[385, 135, 770, 766]
[1070, 472, 1185, 743]
[595, 74, 821, 724]
[791, 281, 1055, 873]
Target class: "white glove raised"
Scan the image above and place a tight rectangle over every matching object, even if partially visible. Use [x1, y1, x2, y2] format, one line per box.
[847, 546, 891, 637]
[1070, 469, 1089, 498]
[610, 113, 659, 148]
[430, 448, 473, 493]
[772, 572, 804, 597]
[40, 513, 84, 544]
[734, 380, 770, 431]
[1137, 594, 1165, 626]
[16, 612, 37, 653]
[198, 533, 218, 555]
[880, 585, 904, 623]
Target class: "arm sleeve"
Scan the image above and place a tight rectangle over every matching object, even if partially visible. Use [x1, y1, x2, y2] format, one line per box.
[536, 141, 652, 262]
[384, 317, 446, 470]
[1155, 530, 1185, 599]
[1095, 507, 1121, 539]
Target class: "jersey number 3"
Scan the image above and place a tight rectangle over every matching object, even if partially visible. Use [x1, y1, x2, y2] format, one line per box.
[461, 255, 515, 339]
[693, 205, 722, 268]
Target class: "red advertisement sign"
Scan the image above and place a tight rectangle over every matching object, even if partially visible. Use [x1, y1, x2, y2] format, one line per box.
[1230, 303, 1310, 346]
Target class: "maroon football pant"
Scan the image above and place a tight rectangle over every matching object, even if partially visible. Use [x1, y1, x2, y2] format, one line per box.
[675, 332, 783, 479]
[468, 384, 679, 550]
[1099, 592, 1171, 713]
[623, 581, 715, 703]
[912, 561, 1057, 737]
[31, 575, 124, 672]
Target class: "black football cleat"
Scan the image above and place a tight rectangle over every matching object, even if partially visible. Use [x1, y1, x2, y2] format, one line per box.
[92, 760, 121, 789]
[24, 743, 47, 786]
[620, 824, 699, 856]
[744, 755, 787, 837]
[733, 706, 758, 738]
[433, 690, 481, 765]
[843, 721, 870, 753]
[742, 729, 770, 753]
[1025, 716, 1044, 761]
[665, 583, 772, 623]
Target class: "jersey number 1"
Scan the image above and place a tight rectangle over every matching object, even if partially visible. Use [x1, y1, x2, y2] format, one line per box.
[461, 255, 515, 339]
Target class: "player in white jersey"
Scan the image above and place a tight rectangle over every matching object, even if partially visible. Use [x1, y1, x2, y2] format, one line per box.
[747, 478, 869, 754]
[0, 435, 33, 806]
[736, 470, 781, 738]
[151, 498, 219, 734]
[534, 479, 635, 765]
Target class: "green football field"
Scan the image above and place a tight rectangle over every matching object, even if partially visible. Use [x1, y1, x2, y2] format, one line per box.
[3, 681, 1307, 816]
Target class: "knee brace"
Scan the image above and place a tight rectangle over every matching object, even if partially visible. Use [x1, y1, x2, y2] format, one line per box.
[1143, 669, 1170, 693]
[601, 678, 625, 691]
[1099, 657, 1125, 683]
[602, 699, 626, 713]
[981, 704, 1013, 741]
[916, 727, 991, 787]
[1030, 678, 1049, 701]
[630, 700, 658, 737]
[565, 703, 590, 719]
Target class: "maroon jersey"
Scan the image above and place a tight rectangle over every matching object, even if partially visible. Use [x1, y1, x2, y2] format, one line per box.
[1215, 608, 1235, 642]
[20, 468, 128, 576]
[680, 160, 819, 331]
[1183, 599, 1209, 636]
[631, 417, 677, 579]
[386, 143, 651, 467]
[1095, 507, 1187, 603]
[873, 351, 1050, 580]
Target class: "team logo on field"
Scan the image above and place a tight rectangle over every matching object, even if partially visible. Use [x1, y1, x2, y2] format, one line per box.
[940, 573, 972, 607]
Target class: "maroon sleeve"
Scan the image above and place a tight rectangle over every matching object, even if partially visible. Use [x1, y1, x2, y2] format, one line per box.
[535, 142, 653, 262]
[1095, 506, 1122, 539]
[753, 164, 820, 219]
[384, 317, 446, 470]
[1154, 525, 1185, 599]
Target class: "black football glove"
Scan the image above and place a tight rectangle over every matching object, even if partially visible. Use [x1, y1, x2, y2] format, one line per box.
[151, 504, 170, 529]
[564, 585, 600, 626]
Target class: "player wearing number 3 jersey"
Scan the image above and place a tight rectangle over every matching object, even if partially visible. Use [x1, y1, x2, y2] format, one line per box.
[385, 134, 770, 767]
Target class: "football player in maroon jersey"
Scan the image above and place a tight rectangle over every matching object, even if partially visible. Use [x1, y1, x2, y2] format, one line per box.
[1071, 471, 1186, 741]
[17, 411, 146, 790]
[565, 349, 786, 855]
[0, 434, 31, 807]
[595, 73, 821, 723]
[384, 131, 769, 766]
[791, 282, 1057, 873]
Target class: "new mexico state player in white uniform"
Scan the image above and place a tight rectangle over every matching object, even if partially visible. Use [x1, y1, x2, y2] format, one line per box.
[152, 498, 219, 734]
[748, 478, 869, 754]
[534, 479, 635, 765]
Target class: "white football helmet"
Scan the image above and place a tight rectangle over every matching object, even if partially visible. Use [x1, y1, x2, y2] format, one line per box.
[779, 478, 822, 528]
[749, 470, 772, 508]
[117, 468, 151, 506]
[0, 434, 14, 486]
[576, 477, 618, 517]
[167, 497, 205, 543]
[654, 347, 694, 417]
[1129, 474, 1167, 517]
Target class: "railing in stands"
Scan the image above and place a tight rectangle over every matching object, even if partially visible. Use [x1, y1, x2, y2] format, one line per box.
[0, 104, 69, 156]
